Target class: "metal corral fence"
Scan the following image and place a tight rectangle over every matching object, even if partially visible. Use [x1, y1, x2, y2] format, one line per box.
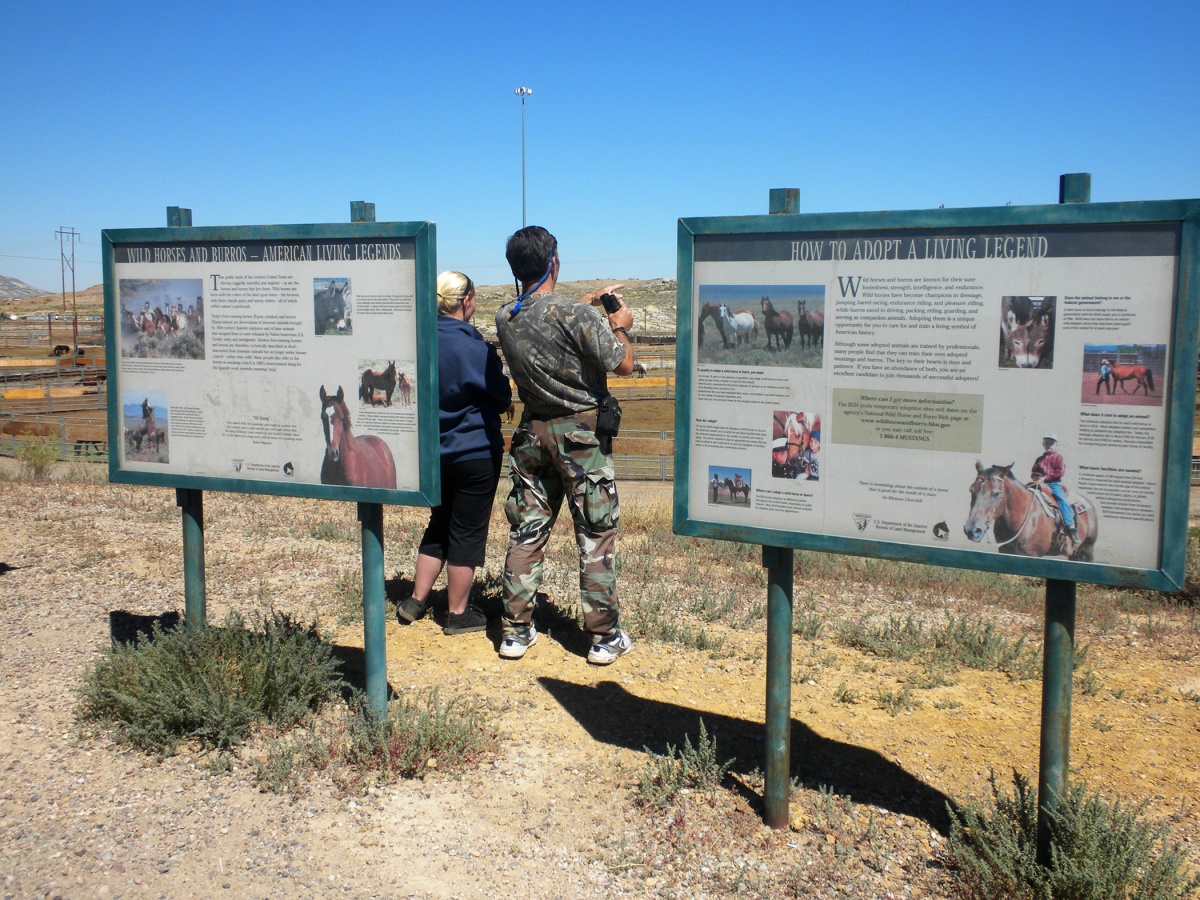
[0, 417, 109, 460]
[0, 316, 105, 349]
[613, 454, 675, 480]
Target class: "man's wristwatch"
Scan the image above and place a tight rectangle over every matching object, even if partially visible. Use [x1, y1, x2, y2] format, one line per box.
[612, 327, 629, 337]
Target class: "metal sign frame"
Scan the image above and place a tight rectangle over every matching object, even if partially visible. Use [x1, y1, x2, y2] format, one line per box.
[674, 199, 1200, 591]
[102, 221, 441, 508]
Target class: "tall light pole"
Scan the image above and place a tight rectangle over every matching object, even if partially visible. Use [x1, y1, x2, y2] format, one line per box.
[514, 86, 532, 227]
[56, 226, 80, 353]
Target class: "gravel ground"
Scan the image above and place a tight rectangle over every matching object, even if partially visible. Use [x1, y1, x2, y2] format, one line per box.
[2, 465, 1198, 899]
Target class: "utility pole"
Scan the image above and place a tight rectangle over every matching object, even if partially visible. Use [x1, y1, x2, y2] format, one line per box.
[56, 227, 81, 353]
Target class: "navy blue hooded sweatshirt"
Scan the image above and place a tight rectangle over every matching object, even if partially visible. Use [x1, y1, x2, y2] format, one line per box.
[437, 316, 511, 463]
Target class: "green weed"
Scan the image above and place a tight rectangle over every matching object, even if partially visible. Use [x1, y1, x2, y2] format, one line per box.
[833, 682, 860, 704]
[948, 770, 1200, 899]
[632, 719, 731, 809]
[875, 685, 921, 716]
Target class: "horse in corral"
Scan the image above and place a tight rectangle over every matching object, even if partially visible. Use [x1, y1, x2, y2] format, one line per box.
[359, 360, 397, 406]
[963, 461, 1097, 561]
[319, 385, 397, 488]
[315, 281, 349, 334]
[796, 299, 824, 348]
[717, 304, 757, 348]
[760, 297, 793, 351]
[398, 372, 412, 406]
[1105, 359, 1156, 395]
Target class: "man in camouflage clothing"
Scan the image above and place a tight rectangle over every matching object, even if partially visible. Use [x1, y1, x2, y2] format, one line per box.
[494, 226, 636, 665]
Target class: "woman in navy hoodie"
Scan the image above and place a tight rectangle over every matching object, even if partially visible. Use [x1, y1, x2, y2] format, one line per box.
[398, 271, 512, 634]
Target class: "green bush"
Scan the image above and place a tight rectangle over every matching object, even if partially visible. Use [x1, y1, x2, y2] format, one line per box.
[633, 719, 731, 809]
[76, 611, 343, 754]
[949, 770, 1200, 899]
[16, 437, 59, 479]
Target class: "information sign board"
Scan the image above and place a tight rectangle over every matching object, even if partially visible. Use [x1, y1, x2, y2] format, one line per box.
[675, 201, 1200, 590]
[102, 222, 440, 506]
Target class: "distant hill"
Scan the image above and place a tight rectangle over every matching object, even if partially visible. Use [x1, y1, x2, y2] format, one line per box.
[0, 276, 52, 301]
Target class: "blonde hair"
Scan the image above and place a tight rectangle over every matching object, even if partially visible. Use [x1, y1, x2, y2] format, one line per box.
[436, 270, 474, 316]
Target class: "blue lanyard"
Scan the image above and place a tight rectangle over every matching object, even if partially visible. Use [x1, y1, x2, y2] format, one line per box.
[508, 261, 553, 318]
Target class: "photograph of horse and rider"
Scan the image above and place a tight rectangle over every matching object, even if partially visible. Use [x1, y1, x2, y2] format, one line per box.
[708, 466, 752, 506]
[121, 390, 169, 464]
[1081, 343, 1165, 407]
[696, 284, 825, 368]
[963, 432, 1098, 562]
[118, 278, 206, 360]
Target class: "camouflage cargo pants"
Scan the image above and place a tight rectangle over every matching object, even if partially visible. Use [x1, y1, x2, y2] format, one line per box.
[502, 409, 620, 636]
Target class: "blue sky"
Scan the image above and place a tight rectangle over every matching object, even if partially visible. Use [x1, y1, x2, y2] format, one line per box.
[3, 1, 1198, 293]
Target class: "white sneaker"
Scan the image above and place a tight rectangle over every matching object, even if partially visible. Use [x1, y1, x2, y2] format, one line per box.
[499, 624, 538, 659]
[587, 628, 632, 665]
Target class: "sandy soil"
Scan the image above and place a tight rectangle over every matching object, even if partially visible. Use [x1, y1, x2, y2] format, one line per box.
[1, 467, 1199, 899]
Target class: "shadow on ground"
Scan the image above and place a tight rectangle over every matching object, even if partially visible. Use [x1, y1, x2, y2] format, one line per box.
[539, 677, 954, 834]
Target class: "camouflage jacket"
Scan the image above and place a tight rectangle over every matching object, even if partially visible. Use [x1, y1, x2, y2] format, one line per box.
[495, 292, 625, 415]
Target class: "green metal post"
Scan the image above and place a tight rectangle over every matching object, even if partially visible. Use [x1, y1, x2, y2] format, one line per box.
[168, 207, 205, 629]
[763, 544, 794, 829]
[177, 488, 206, 629]
[359, 501, 388, 713]
[1035, 172, 1090, 865]
[1037, 578, 1075, 864]
[762, 188, 798, 829]
[769, 188, 800, 216]
[350, 200, 388, 713]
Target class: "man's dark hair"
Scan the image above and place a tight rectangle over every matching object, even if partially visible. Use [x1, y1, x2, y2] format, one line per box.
[506, 226, 558, 286]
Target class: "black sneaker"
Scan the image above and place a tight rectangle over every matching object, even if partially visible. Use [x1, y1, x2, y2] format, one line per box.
[397, 596, 429, 623]
[443, 605, 488, 635]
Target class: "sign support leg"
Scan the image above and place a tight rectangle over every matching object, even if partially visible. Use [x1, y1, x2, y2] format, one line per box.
[1035, 173, 1089, 865]
[761, 187, 801, 829]
[763, 545, 794, 829]
[177, 487, 206, 629]
[1037, 577, 1076, 864]
[358, 502, 388, 713]
[167, 207, 206, 631]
